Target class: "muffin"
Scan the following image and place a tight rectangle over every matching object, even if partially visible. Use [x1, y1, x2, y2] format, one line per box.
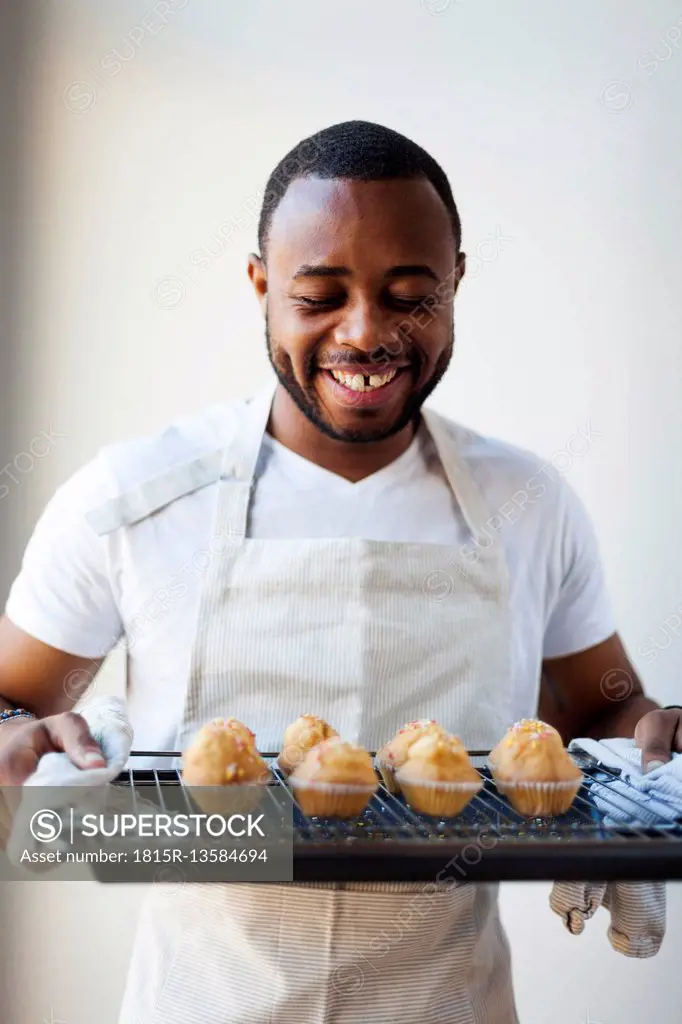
[488, 718, 563, 770]
[375, 719, 446, 794]
[182, 720, 270, 813]
[210, 717, 257, 750]
[288, 737, 377, 818]
[395, 731, 483, 817]
[490, 719, 583, 816]
[277, 714, 339, 775]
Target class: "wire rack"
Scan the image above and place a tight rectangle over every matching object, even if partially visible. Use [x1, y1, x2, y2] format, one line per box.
[112, 750, 682, 882]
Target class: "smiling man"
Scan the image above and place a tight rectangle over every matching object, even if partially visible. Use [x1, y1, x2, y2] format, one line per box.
[0, 120, 678, 1024]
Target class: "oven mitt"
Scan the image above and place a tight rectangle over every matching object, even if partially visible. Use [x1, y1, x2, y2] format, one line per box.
[549, 736, 671, 958]
[4, 695, 136, 872]
[549, 880, 607, 935]
[569, 737, 682, 826]
[603, 880, 666, 957]
[550, 880, 666, 957]
[22, 694, 135, 787]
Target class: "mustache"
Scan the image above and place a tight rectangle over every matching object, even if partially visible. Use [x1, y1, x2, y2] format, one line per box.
[314, 345, 419, 371]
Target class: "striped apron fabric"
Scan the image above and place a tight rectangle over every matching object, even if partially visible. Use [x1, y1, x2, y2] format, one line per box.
[117, 383, 520, 1024]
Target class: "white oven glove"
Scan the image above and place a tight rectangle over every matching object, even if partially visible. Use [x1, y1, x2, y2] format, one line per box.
[569, 737, 682, 826]
[24, 694, 134, 787]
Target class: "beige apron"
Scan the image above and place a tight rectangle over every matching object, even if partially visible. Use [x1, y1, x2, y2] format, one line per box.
[117, 384, 519, 1024]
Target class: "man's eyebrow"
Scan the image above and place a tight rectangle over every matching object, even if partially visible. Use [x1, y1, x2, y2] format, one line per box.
[385, 265, 440, 282]
[292, 264, 440, 281]
[293, 265, 349, 279]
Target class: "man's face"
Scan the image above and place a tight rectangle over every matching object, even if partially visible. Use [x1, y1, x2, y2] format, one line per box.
[249, 176, 464, 443]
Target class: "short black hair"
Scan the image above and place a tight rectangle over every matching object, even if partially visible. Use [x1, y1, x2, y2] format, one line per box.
[257, 120, 461, 258]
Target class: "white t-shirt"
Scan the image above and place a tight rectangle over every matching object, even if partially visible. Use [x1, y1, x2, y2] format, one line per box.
[5, 394, 614, 753]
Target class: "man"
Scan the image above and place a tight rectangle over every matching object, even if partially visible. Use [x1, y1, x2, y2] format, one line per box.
[0, 120, 677, 1023]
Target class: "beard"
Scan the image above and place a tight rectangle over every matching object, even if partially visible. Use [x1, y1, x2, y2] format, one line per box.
[265, 319, 454, 444]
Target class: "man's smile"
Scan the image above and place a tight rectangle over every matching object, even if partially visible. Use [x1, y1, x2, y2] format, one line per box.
[317, 364, 413, 408]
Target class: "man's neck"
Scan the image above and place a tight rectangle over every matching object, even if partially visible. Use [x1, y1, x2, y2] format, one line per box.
[267, 385, 417, 483]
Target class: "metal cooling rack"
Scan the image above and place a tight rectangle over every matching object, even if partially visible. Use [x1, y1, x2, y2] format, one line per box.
[113, 750, 682, 882]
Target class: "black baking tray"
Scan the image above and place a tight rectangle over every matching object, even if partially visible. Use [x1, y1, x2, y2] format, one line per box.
[112, 751, 682, 882]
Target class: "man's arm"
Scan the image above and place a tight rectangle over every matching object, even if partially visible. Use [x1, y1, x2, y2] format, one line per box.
[540, 632, 680, 770]
[535, 469, 678, 770]
[540, 631, 657, 740]
[0, 452, 123, 780]
[0, 615, 108, 781]
[0, 614, 102, 718]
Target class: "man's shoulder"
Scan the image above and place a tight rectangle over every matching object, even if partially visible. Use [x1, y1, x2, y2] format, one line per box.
[430, 410, 551, 482]
[428, 410, 592, 520]
[91, 395, 250, 495]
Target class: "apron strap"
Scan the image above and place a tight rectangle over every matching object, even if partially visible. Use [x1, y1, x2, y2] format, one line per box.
[84, 382, 277, 539]
[86, 450, 224, 536]
[214, 380, 277, 543]
[421, 408, 496, 550]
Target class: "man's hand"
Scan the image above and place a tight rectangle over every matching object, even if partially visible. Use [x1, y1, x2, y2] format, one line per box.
[635, 708, 682, 772]
[0, 615, 108, 785]
[0, 712, 105, 785]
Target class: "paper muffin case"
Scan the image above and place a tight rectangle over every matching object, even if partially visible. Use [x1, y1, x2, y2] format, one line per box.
[183, 779, 270, 815]
[288, 778, 377, 819]
[492, 776, 584, 817]
[374, 754, 401, 795]
[395, 774, 484, 817]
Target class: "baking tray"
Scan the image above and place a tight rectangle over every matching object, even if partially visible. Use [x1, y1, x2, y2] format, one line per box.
[113, 750, 682, 882]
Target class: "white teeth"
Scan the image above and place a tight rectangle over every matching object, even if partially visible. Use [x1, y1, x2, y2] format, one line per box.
[330, 369, 398, 391]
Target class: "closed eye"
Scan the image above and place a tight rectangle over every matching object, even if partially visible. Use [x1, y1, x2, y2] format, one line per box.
[293, 295, 343, 309]
[293, 294, 432, 311]
[391, 296, 429, 308]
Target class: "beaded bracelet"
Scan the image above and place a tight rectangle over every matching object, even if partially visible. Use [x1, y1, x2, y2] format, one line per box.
[0, 708, 36, 725]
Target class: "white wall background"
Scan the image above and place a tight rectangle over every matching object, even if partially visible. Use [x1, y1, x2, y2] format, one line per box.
[1, 0, 681, 1021]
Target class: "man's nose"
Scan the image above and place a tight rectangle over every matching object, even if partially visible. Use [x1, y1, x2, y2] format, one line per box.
[333, 299, 388, 355]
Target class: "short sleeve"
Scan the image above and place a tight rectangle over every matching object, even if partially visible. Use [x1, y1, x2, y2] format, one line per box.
[4, 455, 124, 659]
[543, 480, 616, 659]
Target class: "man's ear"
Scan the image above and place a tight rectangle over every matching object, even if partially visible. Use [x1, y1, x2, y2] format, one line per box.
[452, 251, 466, 298]
[248, 254, 267, 315]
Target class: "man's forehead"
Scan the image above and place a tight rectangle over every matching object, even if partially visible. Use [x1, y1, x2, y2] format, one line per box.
[266, 176, 454, 265]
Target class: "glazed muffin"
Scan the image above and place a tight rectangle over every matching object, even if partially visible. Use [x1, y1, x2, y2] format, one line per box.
[288, 737, 377, 818]
[490, 719, 582, 816]
[277, 714, 339, 775]
[395, 731, 483, 817]
[207, 716, 258, 753]
[488, 718, 563, 770]
[182, 721, 270, 813]
[375, 719, 446, 794]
